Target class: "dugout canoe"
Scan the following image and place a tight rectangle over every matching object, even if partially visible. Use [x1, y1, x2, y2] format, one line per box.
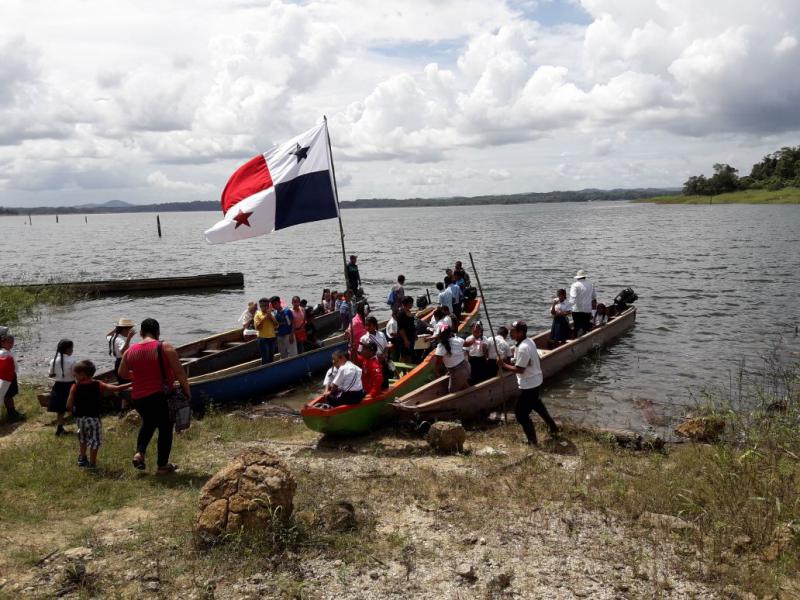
[300, 299, 482, 436]
[10, 272, 244, 296]
[188, 308, 391, 405]
[392, 305, 637, 421]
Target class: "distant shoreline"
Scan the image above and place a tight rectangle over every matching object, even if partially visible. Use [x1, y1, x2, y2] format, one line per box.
[632, 188, 800, 205]
[1, 187, 676, 216]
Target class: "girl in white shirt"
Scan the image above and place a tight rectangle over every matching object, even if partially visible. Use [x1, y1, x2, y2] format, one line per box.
[48, 338, 76, 436]
[463, 322, 489, 384]
[434, 328, 470, 393]
[592, 303, 608, 328]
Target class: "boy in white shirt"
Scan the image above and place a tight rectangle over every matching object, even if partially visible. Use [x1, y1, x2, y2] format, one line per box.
[324, 351, 364, 407]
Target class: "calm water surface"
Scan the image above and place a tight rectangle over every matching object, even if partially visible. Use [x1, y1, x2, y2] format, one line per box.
[2, 202, 799, 437]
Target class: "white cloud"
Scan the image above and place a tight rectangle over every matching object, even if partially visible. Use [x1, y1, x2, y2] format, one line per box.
[1, 0, 799, 206]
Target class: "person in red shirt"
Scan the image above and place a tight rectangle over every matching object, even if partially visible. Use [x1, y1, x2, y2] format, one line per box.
[356, 342, 384, 398]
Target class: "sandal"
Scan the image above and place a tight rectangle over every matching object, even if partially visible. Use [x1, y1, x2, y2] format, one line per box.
[156, 463, 178, 475]
[132, 454, 146, 470]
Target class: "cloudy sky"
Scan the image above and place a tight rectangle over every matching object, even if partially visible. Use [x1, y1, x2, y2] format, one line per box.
[2, 0, 799, 207]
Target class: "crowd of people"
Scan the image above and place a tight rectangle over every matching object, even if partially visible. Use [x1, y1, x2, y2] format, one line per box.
[0, 256, 611, 456]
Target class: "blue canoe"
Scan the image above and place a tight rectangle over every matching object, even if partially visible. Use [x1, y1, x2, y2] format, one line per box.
[189, 333, 348, 405]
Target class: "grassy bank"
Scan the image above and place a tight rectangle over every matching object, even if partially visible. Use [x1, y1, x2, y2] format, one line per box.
[634, 187, 800, 204]
[0, 285, 78, 326]
[1, 362, 799, 598]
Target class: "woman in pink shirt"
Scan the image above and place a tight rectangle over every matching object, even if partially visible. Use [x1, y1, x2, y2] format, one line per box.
[291, 296, 308, 354]
[119, 318, 190, 475]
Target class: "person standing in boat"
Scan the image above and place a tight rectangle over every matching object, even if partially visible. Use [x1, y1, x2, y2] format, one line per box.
[0, 333, 22, 422]
[453, 261, 471, 288]
[485, 326, 512, 378]
[47, 338, 76, 436]
[463, 322, 489, 384]
[550, 289, 572, 348]
[324, 350, 364, 406]
[254, 297, 279, 364]
[498, 321, 559, 445]
[569, 270, 596, 337]
[346, 255, 361, 295]
[359, 316, 392, 387]
[291, 296, 307, 354]
[447, 276, 463, 320]
[434, 327, 470, 393]
[239, 302, 258, 341]
[118, 318, 190, 475]
[107, 319, 136, 383]
[271, 296, 297, 359]
[355, 342, 384, 397]
[338, 290, 353, 331]
[396, 296, 417, 362]
[346, 303, 368, 347]
[385, 310, 400, 360]
[388, 275, 406, 313]
[436, 281, 453, 314]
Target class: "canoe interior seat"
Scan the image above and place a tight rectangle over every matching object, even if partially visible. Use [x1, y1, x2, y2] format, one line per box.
[180, 357, 200, 363]
[224, 341, 245, 347]
[200, 348, 223, 354]
[537, 349, 552, 357]
[393, 362, 415, 372]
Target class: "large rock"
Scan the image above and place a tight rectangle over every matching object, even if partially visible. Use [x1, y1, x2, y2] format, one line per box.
[426, 421, 466, 453]
[195, 449, 296, 543]
[675, 415, 725, 442]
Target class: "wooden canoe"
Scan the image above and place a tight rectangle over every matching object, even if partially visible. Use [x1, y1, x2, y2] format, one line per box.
[392, 305, 637, 421]
[9, 272, 244, 296]
[300, 299, 482, 436]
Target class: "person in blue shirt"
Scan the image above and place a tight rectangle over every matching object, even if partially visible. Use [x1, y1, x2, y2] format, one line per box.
[270, 296, 297, 359]
[446, 276, 463, 319]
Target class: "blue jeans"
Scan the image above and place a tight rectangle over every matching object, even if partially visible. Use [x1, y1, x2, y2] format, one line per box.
[258, 337, 277, 364]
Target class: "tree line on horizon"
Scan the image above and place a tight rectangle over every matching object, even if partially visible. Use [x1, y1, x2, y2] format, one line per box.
[683, 145, 800, 196]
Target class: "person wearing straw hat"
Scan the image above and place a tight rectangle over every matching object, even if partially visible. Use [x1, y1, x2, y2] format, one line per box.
[568, 269, 596, 338]
[107, 319, 136, 384]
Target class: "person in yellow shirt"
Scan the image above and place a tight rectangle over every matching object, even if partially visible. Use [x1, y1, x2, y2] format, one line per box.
[254, 297, 279, 364]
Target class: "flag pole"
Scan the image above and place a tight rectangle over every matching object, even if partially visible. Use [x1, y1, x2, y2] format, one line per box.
[324, 115, 356, 350]
[323, 115, 350, 294]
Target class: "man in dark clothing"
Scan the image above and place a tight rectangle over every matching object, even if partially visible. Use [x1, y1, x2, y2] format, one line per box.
[346, 255, 361, 294]
[396, 296, 417, 362]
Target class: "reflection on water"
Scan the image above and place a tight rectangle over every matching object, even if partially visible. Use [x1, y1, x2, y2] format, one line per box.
[2, 202, 799, 437]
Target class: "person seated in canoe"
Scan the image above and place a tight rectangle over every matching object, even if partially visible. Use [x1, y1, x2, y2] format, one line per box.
[434, 327, 470, 394]
[302, 300, 322, 349]
[355, 342, 384, 396]
[463, 322, 489, 384]
[359, 319, 393, 388]
[549, 289, 572, 348]
[321, 289, 333, 313]
[338, 290, 353, 331]
[323, 350, 364, 407]
[592, 303, 608, 328]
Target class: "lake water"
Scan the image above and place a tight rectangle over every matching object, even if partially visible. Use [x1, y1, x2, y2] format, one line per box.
[2, 202, 799, 438]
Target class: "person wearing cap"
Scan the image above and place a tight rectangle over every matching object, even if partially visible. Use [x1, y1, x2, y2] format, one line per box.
[107, 319, 136, 384]
[569, 269, 597, 337]
[346, 255, 361, 295]
[498, 320, 559, 445]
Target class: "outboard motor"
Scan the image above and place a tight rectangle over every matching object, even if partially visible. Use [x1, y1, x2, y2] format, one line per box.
[416, 295, 430, 310]
[613, 287, 638, 311]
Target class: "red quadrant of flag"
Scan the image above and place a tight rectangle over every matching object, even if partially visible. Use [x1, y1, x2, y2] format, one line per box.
[220, 154, 273, 214]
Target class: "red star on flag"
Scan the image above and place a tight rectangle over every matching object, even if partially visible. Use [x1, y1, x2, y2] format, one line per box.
[232, 209, 253, 229]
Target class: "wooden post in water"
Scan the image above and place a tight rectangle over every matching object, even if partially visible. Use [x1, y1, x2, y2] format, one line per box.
[156, 214, 162, 238]
[56, 215, 59, 223]
[28, 214, 32, 226]
[85, 216, 88, 224]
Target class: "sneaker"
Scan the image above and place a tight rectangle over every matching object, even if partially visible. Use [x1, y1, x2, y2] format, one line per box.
[77, 457, 89, 468]
[56, 425, 66, 436]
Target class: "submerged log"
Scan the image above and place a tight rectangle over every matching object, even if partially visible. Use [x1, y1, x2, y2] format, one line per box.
[5, 272, 244, 296]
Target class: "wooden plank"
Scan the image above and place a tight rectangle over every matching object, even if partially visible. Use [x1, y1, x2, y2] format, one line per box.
[4, 272, 244, 295]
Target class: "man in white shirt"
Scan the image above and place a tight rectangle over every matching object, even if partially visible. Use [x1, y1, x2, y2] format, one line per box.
[497, 321, 559, 445]
[569, 269, 597, 338]
[324, 350, 364, 406]
[447, 276, 463, 319]
[436, 281, 453, 313]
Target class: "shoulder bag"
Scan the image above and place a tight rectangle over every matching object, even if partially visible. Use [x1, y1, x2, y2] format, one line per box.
[157, 342, 191, 432]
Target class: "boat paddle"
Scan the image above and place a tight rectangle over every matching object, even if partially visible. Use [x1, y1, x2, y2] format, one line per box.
[468, 252, 509, 423]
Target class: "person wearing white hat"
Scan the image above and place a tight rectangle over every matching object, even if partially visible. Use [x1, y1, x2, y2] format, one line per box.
[568, 270, 596, 337]
[107, 319, 136, 383]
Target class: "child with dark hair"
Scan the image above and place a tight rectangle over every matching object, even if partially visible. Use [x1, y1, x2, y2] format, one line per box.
[549, 288, 572, 348]
[48, 338, 75, 436]
[0, 333, 22, 422]
[67, 360, 128, 469]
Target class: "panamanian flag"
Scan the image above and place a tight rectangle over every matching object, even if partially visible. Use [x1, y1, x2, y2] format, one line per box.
[204, 121, 339, 244]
